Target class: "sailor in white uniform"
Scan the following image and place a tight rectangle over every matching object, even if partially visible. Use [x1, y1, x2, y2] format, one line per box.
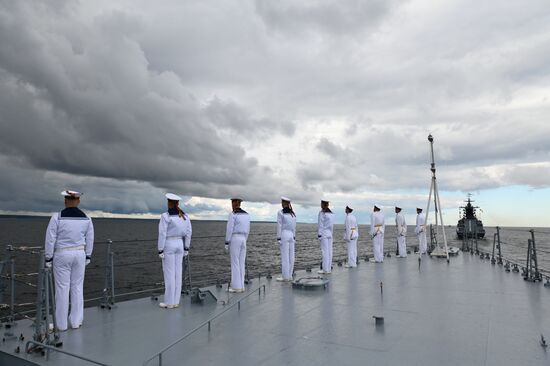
[44, 190, 94, 331]
[370, 204, 385, 263]
[343, 205, 359, 268]
[415, 207, 427, 254]
[317, 199, 334, 274]
[276, 197, 297, 282]
[225, 197, 250, 293]
[395, 206, 407, 258]
[157, 193, 192, 309]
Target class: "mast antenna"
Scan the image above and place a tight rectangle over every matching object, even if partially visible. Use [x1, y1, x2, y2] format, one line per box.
[425, 134, 449, 261]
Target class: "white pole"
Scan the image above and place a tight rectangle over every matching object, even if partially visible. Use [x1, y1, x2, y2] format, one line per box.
[426, 134, 449, 259]
[434, 179, 449, 260]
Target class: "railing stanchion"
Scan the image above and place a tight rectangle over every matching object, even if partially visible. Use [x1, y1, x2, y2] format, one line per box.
[525, 230, 542, 282]
[9, 258, 15, 326]
[100, 239, 115, 309]
[496, 227, 503, 265]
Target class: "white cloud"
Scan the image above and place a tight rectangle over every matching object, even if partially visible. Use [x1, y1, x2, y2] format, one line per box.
[0, 0, 550, 224]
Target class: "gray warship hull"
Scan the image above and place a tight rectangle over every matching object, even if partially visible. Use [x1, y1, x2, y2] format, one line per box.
[1, 251, 549, 366]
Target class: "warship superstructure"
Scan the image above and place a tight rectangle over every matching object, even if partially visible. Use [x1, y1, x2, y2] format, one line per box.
[456, 195, 486, 239]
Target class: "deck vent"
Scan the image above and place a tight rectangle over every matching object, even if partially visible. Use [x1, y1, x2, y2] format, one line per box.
[373, 316, 384, 326]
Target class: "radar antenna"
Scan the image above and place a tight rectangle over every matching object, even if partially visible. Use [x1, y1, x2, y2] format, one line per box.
[425, 134, 449, 261]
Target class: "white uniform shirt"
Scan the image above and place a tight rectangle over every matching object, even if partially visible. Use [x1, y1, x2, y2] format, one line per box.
[415, 213, 426, 234]
[158, 210, 192, 252]
[277, 208, 296, 240]
[225, 209, 250, 244]
[317, 210, 334, 239]
[370, 211, 386, 237]
[344, 213, 359, 241]
[45, 207, 94, 259]
[396, 212, 407, 236]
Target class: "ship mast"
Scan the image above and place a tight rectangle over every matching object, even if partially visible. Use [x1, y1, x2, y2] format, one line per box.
[425, 134, 449, 261]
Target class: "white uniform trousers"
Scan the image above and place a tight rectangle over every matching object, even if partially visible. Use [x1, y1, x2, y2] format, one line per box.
[373, 234, 384, 262]
[53, 249, 86, 330]
[397, 236, 407, 257]
[346, 239, 358, 267]
[230, 234, 247, 290]
[280, 231, 295, 280]
[320, 237, 333, 272]
[418, 232, 427, 254]
[162, 238, 184, 306]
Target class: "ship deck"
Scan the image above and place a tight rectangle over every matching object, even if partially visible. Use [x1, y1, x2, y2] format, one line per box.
[1, 252, 550, 366]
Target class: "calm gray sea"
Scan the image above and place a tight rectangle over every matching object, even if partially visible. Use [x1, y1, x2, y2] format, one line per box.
[1, 216, 549, 316]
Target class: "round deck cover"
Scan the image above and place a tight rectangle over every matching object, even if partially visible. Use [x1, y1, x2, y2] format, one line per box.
[292, 276, 329, 289]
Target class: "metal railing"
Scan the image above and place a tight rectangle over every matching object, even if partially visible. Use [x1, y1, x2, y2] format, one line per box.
[2, 227, 550, 324]
[25, 339, 110, 365]
[467, 228, 549, 283]
[142, 284, 267, 366]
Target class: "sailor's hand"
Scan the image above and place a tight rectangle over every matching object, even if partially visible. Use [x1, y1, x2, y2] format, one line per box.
[45, 259, 53, 269]
[85, 256, 91, 266]
[158, 251, 165, 259]
[224, 244, 229, 252]
[184, 247, 189, 253]
[277, 238, 281, 245]
[317, 235, 322, 239]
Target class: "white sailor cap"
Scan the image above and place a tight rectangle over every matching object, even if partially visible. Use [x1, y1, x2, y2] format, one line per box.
[374, 203, 382, 209]
[230, 197, 244, 202]
[165, 193, 181, 201]
[281, 196, 291, 202]
[61, 190, 82, 198]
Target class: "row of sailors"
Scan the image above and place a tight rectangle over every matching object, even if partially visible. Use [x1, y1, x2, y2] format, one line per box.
[316, 200, 428, 273]
[43, 191, 428, 330]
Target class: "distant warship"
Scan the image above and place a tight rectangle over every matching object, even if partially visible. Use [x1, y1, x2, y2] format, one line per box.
[456, 195, 486, 239]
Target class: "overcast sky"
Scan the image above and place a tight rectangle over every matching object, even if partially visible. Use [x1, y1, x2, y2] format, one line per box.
[1, 0, 549, 227]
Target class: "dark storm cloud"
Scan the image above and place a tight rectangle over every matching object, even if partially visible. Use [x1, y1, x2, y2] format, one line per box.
[0, 1, 288, 213]
[0, 156, 165, 214]
[316, 138, 347, 158]
[205, 98, 296, 139]
[255, 0, 398, 36]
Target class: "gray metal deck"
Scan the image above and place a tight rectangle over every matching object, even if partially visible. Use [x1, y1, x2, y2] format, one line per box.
[2, 252, 549, 365]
